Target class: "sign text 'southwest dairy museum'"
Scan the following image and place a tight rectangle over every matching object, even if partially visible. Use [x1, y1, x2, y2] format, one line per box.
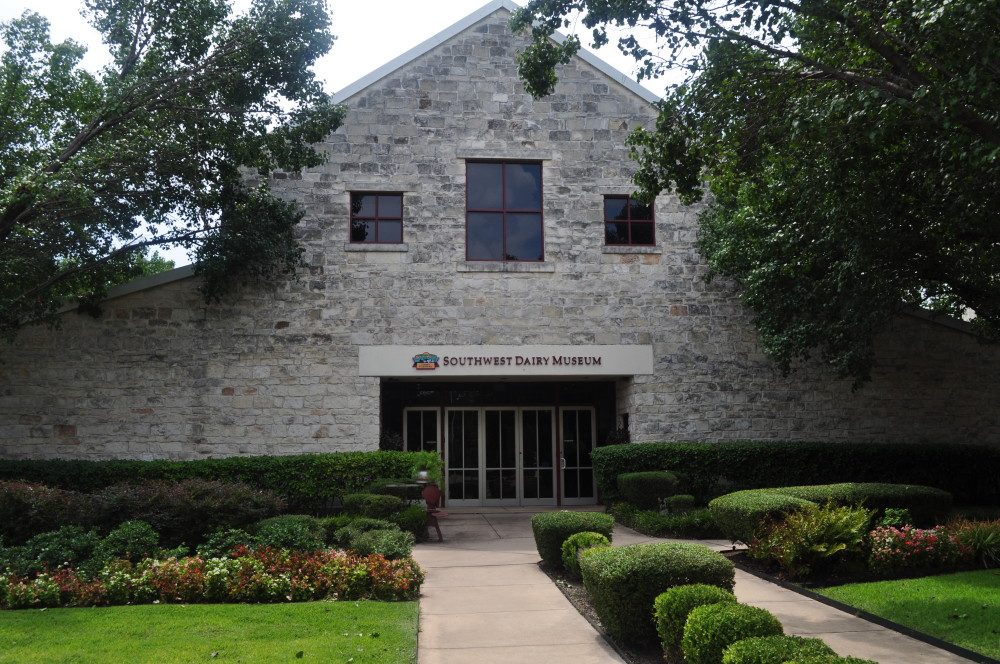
[1, 0, 999, 507]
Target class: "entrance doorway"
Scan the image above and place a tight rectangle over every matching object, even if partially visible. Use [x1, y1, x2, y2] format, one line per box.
[404, 405, 596, 507]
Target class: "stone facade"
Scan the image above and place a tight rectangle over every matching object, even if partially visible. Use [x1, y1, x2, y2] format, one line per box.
[2, 6, 1000, 460]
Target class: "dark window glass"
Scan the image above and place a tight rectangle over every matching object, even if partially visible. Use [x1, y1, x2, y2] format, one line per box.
[466, 161, 544, 261]
[602, 195, 655, 246]
[349, 192, 403, 244]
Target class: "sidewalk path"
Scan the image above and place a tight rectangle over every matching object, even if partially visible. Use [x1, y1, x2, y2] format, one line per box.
[413, 508, 973, 664]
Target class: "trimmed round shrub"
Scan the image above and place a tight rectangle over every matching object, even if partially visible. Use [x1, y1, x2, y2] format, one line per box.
[682, 603, 784, 664]
[579, 542, 735, 645]
[662, 494, 698, 511]
[561, 531, 611, 578]
[617, 471, 680, 509]
[350, 528, 415, 559]
[95, 520, 159, 563]
[782, 657, 878, 664]
[654, 583, 737, 653]
[2, 526, 101, 577]
[342, 493, 405, 519]
[253, 515, 325, 550]
[197, 528, 256, 558]
[722, 635, 835, 664]
[390, 505, 428, 541]
[709, 492, 815, 544]
[530, 511, 614, 568]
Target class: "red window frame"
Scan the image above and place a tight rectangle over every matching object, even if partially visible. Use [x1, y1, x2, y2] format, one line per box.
[603, 195, 656, 246]
[349, 192, 403, 244]
[465, 160, 544, 262]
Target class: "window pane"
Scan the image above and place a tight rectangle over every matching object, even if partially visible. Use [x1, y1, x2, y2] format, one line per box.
[350, 220, 375, 243]
[630, 200, 654, 220]
[631, 222, 655, 245]
[505, 163, 541, 210]
[467, 212, 503, 260]
[605, 222, 628, 244]
[467, 162, 502, 209]
[406, 411, 421, 451]
[604, 197, 628, 221]
[505, 213, 543, 261]
[379, 220, 402, 243]
[378, 194, 402, 218]
[351, 193, 376, 217]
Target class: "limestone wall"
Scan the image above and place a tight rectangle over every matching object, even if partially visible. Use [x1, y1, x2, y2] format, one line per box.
[2, 8, 998, 459]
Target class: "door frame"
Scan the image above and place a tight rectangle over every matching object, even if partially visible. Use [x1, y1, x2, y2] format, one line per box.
[443, 407, 483, 507]
[519, 407, 558, 507]
[481, 407, 520, 507]
[402, 406, 441, 454]
[558, 406, 598, 505]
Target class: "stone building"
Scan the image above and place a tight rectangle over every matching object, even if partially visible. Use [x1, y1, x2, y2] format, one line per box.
[2, 0, 998, 506]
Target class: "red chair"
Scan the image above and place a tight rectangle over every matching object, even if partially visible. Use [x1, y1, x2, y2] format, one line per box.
[421, 484, 448, 542]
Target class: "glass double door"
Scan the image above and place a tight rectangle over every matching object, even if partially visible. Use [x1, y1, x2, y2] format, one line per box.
[442, 407, 595, 506]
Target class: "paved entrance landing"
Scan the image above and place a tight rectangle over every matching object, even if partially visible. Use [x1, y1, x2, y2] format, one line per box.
[413, 510, 973, 664]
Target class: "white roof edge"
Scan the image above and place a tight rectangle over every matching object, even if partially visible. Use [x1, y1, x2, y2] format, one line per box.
[330, 0, 661, 105]
[55, 264, 197, 314]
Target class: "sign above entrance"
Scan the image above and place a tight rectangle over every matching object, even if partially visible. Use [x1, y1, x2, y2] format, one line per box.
[359, 345, 654, 377]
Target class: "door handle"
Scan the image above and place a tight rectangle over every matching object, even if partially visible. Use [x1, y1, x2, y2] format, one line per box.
[560, 457, 567, 470]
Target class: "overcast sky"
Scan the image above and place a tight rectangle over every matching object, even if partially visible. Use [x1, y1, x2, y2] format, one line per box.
[1, 0, 670, 267]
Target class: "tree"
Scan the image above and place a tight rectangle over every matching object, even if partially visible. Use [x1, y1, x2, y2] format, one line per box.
[511, 0, 1000, 383]
[0, 0, 345, 340]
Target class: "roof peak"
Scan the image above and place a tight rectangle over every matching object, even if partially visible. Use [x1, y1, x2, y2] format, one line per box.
[330, 0, 660, 105]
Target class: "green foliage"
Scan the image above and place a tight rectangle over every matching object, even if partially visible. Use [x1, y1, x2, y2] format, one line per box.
[591, 441, 993, 505]
[653, 583, 737, 654]
[350, 529, 415, 560]
[530, 511, 614, 568]
[561, 531, 611, 578]
[94, 520, 159, 564]
[1, 526, 101, 577]
[661, 494, 697, 511]
[579, 542, 735, 645]
[782, 658, 878, 664]
[0, 0, 346, 338]
[342, 493, 405, 519]
[709, 493, 814, 544]
[511, 0, 1000, 384]
[253, 515, 325, 551]
[196, 528, 256, 559]
[948, 519, 1000, 569]
[750, 504, 873, 578]
[610, 503, 722, 539]
[366, 478, 423, 501]
[721, 635, 835, 664]
[389, 505, 428, 542]
[332, 518, 398, 549]
[878, 508, 914, 528]
[0, 481, 98, 544]
[0, 450, 443, 512]
[681, 603, 784, 664]
[617, 471, 680, 509]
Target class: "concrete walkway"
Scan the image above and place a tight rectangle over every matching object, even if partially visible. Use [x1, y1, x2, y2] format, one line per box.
[413, 508, 974, 664]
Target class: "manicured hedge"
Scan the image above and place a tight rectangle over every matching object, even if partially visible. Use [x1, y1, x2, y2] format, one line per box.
[592, 441, 999, 504]
[617, 471, 680, 509]
[0, 451, 442, 511]
[681, 603, 784, 664]
[561, 531, 611, 578]
[654, 583, 737, 653]
[530, 511, 614, 568]
[708, 483, 953, 543]
[721, 635, 835, 664]
[782, 657, 877, 664]
[342, 493, 405, 519]
[610, 502, 722, 539]
[579, 542, 735, 645]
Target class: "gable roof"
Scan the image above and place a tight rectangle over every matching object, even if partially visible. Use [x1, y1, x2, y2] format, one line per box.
[330, 0, 661, 105]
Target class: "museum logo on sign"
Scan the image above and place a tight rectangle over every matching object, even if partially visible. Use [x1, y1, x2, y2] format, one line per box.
[412, 352, 440, 370]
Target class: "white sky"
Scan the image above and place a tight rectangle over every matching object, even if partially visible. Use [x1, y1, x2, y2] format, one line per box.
[0, 0, 672, 267]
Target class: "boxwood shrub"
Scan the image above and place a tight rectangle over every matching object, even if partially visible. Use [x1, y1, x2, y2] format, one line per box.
[342, 493, 405, 519]
[579, 542, 735, 645]
[0, 450, 443, 511]
[591, 441, 998, 505]
[708, 492, 815, 544]
[610, 502, 722, 538]
[681, 603, 784, 664]
[617, 471, 680, 509]
[350, 528, 415, 559]
[530, 511, 614, 568]
[654, 583, 737, 653]
[253, 515, 326, 550]
[721, 635, 835, 664]
[561, 531, 611, 578]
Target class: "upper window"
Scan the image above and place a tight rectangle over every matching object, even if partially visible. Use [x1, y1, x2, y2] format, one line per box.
[604, 195, 655, 246]
[350, 192, 403, 244]
[466, 161, 543, 262]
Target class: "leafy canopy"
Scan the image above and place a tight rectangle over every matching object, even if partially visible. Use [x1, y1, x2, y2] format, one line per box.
[511, 0, 1000, 383]
[0, 0, 344, 340]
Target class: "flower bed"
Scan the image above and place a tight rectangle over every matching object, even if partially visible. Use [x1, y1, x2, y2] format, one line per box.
[0, 546, 423, 609]
[868, 525, 970, 577]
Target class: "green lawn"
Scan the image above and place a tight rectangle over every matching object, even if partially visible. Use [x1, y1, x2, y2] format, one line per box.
[819, 570, 1000, 659]
[0, 601, 418, 663]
